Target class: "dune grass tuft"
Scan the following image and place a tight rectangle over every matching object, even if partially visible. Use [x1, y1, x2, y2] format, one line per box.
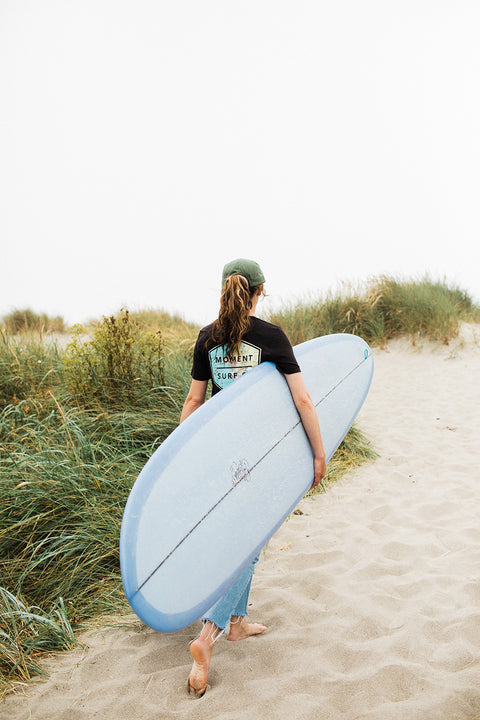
[311, 424, 379, 495]
[0, 589, 75, 697]
[1, 309, 66, 335]
[267, 275, 479, 346]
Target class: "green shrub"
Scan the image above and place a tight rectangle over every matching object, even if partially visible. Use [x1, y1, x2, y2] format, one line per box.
[64, 309, 167, 409]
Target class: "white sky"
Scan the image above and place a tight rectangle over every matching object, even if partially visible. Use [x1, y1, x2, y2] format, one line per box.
[2, 1, 480, 327]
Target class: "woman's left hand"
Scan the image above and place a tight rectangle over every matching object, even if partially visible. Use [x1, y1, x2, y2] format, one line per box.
[311, 453, 327, 489]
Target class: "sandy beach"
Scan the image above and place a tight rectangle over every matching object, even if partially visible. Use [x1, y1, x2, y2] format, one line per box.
[2, 325, 480, 720]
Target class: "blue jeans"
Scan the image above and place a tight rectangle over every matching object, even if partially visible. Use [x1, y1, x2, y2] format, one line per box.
[202, 556, 259, 630]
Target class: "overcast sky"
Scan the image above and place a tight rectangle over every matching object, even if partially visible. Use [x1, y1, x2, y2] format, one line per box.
[2, 1, 479, 327]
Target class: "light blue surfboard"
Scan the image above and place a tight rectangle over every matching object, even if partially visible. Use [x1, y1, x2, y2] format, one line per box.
[120, 333, 373, 632]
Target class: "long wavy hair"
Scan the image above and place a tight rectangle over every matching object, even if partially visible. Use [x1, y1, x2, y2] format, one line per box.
[208, 275, 264, 357]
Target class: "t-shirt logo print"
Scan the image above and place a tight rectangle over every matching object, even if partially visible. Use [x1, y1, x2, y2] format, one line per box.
[208, 341, 261, 391]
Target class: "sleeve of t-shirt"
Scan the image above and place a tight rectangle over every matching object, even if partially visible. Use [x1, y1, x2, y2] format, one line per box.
[272, 326, 301, 375]
[191, 329, 212, 381]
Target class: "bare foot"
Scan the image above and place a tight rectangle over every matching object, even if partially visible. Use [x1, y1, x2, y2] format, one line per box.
[227, 616, 267, 641]
[188, 622, 221, 698]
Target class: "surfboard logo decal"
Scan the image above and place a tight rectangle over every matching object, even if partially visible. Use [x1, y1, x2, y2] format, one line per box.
[230, 459, 250, 486]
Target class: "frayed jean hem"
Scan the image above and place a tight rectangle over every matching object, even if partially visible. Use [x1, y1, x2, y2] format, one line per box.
[201, 556, 259, 631]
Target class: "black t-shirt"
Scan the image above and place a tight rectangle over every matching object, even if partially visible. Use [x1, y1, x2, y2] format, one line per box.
[191, 316, 300, 395]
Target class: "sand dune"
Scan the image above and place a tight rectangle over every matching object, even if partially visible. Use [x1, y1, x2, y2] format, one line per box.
[3, 325, 480, 720]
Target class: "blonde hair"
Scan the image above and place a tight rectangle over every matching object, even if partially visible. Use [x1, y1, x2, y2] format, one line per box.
[209, 275, 264, 357]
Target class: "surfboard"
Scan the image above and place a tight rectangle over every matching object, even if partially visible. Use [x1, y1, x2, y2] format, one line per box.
[120, 333, 373, 633]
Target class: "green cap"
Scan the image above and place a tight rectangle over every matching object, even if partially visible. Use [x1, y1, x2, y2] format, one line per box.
[222, 258, 265, 289]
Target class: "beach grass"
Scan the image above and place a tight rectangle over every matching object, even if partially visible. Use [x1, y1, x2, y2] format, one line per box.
[1, 309, 66, 335]
[0, 589, 75, 690]
[1, 277, 478, 692]
[266, 275, 479, 346]
[312, 423, 379, 494]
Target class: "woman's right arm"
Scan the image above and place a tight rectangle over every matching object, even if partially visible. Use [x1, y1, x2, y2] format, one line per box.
[284, 372, 327, 489]
[180, 379, 208, 423]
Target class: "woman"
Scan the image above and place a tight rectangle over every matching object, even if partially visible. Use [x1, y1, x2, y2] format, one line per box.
[180, 258, 327, 697]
